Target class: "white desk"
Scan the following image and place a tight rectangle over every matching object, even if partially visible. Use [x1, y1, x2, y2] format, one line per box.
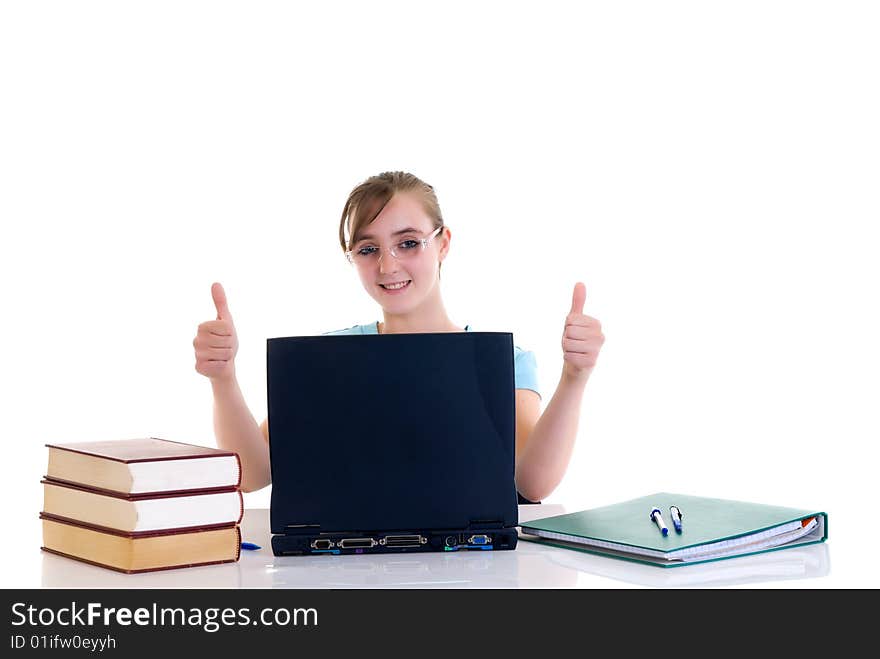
[38, 505, 830, 589]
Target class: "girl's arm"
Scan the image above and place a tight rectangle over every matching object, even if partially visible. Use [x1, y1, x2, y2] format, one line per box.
[514, 374, 587, 501]
[514, 283, 604, 501]
[211, 378, 272, 492]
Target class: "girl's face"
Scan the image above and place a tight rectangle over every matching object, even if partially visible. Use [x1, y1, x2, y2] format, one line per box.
[349, 192, 448, 316]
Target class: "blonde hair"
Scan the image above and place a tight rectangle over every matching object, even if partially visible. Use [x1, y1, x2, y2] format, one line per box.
[338, 171, 444, 252]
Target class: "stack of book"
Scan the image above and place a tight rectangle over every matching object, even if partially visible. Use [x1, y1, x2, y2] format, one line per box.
[40, 437, 244, 573]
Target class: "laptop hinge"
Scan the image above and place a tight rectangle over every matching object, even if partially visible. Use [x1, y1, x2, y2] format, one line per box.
[468, 519, 504, 529]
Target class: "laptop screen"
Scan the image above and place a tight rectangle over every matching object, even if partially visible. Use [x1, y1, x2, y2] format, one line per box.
[266, 332, 519, 535]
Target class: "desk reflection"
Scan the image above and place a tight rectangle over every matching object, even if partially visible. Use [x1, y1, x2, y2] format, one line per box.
[41, 553, 243, 588]
[262, 551, 552, 589]
[518, 537, 831, 588]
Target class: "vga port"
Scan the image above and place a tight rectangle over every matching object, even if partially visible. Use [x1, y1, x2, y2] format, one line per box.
[467, 534, 492, 545]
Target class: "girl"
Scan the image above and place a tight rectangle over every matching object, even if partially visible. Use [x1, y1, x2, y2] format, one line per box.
[193, 171, 604, 502]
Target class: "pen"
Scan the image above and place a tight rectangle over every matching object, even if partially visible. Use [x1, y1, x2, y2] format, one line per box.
[650, 507, 668, 536]
[241, 542, 262, 551]
[669, 505, 683, 533]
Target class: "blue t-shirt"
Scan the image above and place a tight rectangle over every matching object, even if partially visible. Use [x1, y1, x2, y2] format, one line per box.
[322, 322, 540, 398]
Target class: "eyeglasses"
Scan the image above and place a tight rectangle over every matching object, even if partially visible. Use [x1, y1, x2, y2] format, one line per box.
[345, 226, 443, 266]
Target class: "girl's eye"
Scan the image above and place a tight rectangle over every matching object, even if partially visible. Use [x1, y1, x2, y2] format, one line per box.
[357, 246, 379, 256]
[397, 240, 420, 251]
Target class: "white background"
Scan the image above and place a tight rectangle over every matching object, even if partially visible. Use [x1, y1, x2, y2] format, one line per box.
[1, 1, 877, 587]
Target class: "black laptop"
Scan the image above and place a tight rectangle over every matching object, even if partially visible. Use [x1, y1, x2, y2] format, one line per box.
[266, 331, 519, 555]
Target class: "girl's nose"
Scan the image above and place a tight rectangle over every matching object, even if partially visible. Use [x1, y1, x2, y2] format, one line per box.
[378, 248, 400, 273]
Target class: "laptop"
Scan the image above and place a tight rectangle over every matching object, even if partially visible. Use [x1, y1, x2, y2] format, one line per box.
[266, 331, 519, 555]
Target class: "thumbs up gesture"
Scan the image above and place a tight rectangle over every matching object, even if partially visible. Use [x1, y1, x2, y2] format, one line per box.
[193, 282, 239, 382]
[561, 282, 604, 382]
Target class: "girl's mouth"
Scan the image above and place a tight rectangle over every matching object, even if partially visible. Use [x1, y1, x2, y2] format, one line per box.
[379, 280, 411, 293]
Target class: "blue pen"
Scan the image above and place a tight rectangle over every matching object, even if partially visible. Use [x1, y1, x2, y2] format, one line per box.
[669, 505, 683, 533]
[241, 542, 262, 551]
[650, 507, 668, 536]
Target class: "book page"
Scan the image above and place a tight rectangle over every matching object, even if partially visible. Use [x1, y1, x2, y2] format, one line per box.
[677, 517, 820, 562]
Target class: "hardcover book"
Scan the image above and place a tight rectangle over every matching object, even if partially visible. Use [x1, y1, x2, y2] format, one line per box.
[41, 478, 244, 534]
[40, 514, 241, 573]
[44, 437, 241, 495]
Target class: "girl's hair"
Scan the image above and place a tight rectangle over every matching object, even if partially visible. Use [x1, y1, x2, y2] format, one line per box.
[338, 171, 444, 252]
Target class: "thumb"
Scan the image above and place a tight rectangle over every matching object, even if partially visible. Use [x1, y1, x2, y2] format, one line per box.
[569, 282, 586, 315]
[212, 282, 232, 321]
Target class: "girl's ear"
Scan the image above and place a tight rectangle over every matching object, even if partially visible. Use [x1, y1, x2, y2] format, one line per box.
[439, 226, 451, 262]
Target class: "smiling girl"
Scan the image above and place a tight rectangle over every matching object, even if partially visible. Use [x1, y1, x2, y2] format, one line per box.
[193, 171, 604, 502]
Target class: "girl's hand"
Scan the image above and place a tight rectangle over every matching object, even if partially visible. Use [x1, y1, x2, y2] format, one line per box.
[561, 282, 604, 383]
[193, 282, 239, 382]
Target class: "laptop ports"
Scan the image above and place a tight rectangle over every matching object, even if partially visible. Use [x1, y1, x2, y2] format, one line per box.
[337, 537, 378, 549]
[380, 534, 427, 548]
[310, 539, 334, 550]
[467, 534, 492, 545]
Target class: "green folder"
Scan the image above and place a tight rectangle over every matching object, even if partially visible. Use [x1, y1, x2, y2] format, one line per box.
[518, 492, 828, 568]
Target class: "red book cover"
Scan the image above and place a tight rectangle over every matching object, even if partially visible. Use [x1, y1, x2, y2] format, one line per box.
[45, 437, 239, 463]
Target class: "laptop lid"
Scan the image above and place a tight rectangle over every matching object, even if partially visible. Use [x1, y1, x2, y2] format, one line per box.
[266, 332, 519, 536]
